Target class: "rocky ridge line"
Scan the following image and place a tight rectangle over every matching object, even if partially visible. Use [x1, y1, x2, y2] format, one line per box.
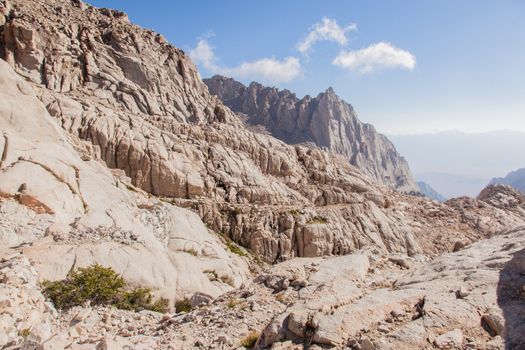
[205, 75, 418, 193]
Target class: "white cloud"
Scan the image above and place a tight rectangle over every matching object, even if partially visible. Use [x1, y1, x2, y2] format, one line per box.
[297, 17, 357, 55]
[332, 42, 416, 74]
[190, 38, 301, 83]
[221, 57, 301, 83]
[189, 38, 216, 69]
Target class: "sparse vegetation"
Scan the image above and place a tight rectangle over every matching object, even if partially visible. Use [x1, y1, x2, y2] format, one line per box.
[240, 330, 260, 348]
[115, 287, 169, 313]
[226, 297, 242, 309]
[41, 264, 168, 313]
[219, 232, 250, 257]
[226, 241, 248, 257]
[174, 297, 192, 313]
[18, 328, 31, 338]
[149, 297, 170, 313]
[288, 209, 302, 216]
[306, 216, 328, 224]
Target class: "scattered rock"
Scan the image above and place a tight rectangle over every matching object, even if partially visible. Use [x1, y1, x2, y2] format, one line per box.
[455, 286, 469, 299]
[481, 313, 505, 337]
[434, 329, 463, 349]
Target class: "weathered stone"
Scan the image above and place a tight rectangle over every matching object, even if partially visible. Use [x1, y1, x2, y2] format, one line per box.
[205, 75, 418, 193]
[434, 329, 463, 348]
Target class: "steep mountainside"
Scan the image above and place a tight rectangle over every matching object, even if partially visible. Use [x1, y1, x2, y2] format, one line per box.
[490, 167, 525, 193]
[417, 181, 447, 201]
[0, 0, 524, 349]
[0, 0, 474, 266]
[205, 75, 418, 193]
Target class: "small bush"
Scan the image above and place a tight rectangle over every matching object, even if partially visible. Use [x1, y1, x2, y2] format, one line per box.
[226, 241, 248, 257]
[175, 297, 192, 313]
[18, 328, 31, 338]
[240, 330, 260, 348]
[150, 297, 170, 313]
[219, 232, 249, 257]
[115, 287, 168, 313]
[227, 297, 242, 309]
[41, 264, 125, 310]
[117, 287, 153, 311]
[41, 264, 167, 313]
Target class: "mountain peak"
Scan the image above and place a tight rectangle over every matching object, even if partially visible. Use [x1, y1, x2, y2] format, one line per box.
[325, 86, 336, 95]
[205, 76, 418, 193]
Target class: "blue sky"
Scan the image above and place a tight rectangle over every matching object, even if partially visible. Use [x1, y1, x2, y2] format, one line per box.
[87, 0, 525, 134]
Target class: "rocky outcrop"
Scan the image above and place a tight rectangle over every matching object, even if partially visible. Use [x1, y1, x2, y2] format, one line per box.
[0, 0, 525, 349]
[205, 75, 418, 193]
[93, 227, 521, 350]
[1, 0, 525, 267]
[490, 167, 525, 194]
[0, 57, 249, 305]
[0, 253, 58, 348]
[0, 0, 425, 265]
[260, 227, 525, 349]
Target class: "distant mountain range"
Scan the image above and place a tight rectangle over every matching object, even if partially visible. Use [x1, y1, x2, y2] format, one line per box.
[417, 181, 446, 202]
[389, 130, 525, 198]
[490, 167, 525, 193]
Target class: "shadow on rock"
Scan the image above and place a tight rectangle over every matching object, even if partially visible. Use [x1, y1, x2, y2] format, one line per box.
[497, 246, 525, 349]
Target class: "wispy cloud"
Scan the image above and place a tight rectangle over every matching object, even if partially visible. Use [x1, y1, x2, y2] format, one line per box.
[297, 17, 356, 55]
[332, 42, 416, 74]
[190, 38, 301, 83]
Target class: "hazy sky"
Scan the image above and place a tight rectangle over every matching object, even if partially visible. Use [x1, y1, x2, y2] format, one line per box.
[87, 0, 525, 134]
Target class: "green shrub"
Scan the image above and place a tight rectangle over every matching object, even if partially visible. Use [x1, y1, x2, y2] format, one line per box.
[69, 264, 126, 305]
[41, 264, 167, 313]
[226, 241, 248, 257]
[41, 278, 83, 310]
[149, 297, 169, 313]
[240, 330, 260, 348]
[116, 287, 149, 311]
[175, 297, 192, 313]
[41, 264, 125, 310]
[219, 232, 249, 257]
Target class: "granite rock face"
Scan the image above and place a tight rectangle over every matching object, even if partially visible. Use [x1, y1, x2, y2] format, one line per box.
[0, 57, 250, 306]
[0, 0, 430, 265]
[1, 0, 525, 270]
[0, 0, 525, 349]
[205, 75, 419, 193]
